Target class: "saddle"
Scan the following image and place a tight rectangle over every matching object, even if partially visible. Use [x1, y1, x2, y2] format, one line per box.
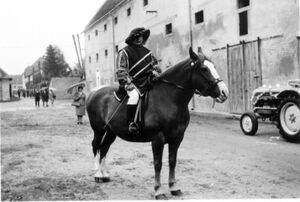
[114, 87, 149, 134]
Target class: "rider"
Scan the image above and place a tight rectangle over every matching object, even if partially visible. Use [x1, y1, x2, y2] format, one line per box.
[116, 27, 161, 134]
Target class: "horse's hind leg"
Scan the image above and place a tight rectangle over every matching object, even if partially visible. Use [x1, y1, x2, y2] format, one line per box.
[94, 128, 116, 183]
[91, 128, 104, 171]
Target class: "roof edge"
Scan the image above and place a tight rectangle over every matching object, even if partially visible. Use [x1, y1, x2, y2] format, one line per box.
[84, 0, 127, 32]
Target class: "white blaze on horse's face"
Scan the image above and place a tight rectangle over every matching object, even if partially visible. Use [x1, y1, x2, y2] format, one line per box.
[203, 60, 229, 103]
[203, 60, 219, 79]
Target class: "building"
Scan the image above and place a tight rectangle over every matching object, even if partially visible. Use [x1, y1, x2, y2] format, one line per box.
[24, 57, 45, 90]
[84, 0, 300, 113]
[10, 74, 23, 96]
[0, 68, 12, 102]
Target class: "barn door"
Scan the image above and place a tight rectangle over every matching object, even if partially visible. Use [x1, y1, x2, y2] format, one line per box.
[227, 40, 262, 113]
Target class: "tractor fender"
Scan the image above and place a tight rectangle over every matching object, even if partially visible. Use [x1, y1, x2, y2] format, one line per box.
[277, 90, 300, 100]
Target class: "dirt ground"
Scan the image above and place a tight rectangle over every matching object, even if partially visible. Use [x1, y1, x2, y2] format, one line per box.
[1, 98, 300, 200]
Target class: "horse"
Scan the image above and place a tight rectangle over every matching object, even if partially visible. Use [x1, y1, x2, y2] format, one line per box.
[86, 47, 229, 199]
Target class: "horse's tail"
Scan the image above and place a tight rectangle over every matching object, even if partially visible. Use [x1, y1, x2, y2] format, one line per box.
[86, 86, 117, 156]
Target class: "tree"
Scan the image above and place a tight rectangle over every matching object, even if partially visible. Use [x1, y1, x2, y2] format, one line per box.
[43, 45, 71, 81]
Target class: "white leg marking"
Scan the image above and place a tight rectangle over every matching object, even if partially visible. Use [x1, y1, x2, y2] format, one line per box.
[94, 170, 103, 178]
[100, 157, 110, 178]
[93, 152, 100, 170]
[155, 186, 165, 196]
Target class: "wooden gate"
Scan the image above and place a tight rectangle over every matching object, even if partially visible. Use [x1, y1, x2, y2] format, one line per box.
[227, 39, 262, 113]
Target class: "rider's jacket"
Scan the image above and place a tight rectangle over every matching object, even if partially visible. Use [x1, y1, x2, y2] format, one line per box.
[116, 44, 160, 92]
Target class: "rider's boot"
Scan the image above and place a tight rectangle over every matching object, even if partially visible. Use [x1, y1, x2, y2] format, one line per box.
[127, 105, 139, 134]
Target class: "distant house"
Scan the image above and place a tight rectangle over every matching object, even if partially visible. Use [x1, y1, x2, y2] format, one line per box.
[49, 77, 81, 99]
[0, 68, 12, 102]
[10, 74, 23, 96]
[23, 57, 45, 90]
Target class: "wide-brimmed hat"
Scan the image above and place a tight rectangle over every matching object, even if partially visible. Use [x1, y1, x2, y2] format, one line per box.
[125, 27, 150, 45]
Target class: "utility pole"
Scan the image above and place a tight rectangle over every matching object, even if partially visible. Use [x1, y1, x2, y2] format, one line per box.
[188, 0, 196, 110]
[76, 34, 86, 80]
[76, 34, 84, 68]
[72, 34, 82, 69]
[111, 15, 116, 85]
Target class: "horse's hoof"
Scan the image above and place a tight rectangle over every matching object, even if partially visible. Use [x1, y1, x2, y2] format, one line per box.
[101, 177, 110, 183]
[94, 177, 101, 183]
[170, 189, 182, 196]
[155, 194, 168, 200]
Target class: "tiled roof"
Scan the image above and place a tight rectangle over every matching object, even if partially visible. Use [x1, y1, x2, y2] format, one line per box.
[24, 57, 44, 77]
[10, 75, 23, 84]
[0, 68, 12, 80]
[85, 0, 125, 31]
[24, 66, 32, 77]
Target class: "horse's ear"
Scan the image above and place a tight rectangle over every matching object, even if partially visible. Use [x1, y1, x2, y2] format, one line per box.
[189, 47, 198, 61]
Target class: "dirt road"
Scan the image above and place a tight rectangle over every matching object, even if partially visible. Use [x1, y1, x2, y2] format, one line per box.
[1, 99, 300, 200]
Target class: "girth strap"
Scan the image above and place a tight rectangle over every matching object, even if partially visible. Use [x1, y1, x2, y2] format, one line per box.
[133, 96, 143, 124]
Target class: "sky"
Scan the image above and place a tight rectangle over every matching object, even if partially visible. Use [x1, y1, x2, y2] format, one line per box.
[0, 0, 105, 75]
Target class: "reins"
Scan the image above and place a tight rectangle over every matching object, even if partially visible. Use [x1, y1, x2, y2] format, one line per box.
[159, 78, 190, 91]
[103, 95, 128, 129]
[158, 60, 195, 92]
[158, 59, 223, 96]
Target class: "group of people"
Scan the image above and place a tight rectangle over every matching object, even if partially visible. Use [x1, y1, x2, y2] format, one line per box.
[34, 88, 56, 107]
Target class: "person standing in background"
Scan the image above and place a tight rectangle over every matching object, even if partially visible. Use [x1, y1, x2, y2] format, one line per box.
[34, 89, 41, 107]
[73, 86, 86, 124]
[49, 89, 56, 105]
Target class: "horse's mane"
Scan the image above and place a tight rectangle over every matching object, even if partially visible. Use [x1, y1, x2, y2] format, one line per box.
[158, 58, 191, 81]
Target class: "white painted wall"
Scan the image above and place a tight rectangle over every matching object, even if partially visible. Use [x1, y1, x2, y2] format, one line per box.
[84, 0, 300, 111]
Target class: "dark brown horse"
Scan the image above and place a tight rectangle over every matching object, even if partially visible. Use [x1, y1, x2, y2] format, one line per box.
[86, 47, 228, 199]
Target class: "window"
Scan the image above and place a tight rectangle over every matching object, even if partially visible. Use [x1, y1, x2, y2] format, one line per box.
[115, 45, 119, 52]
[104, 24, 107, 31]
[127, 8, 131, 16]
[239, 11, 248, 35]
[96, 53, 99, 62]
[114, 16, 118, 24]
[95, 30, 98, 36]
[88, 35, 90, 40]
[238, 0, 249, 9]
[165, 23, 172, 35]
[105, 49, 108, 56]
[89, 56, 91, 63]
[195, 10, 204, 24]
[197, 47, 202, 54]
[143, 0, 148, 6]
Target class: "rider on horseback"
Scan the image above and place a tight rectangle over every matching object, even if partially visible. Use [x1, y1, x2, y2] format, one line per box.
[116, 27, 161, 134]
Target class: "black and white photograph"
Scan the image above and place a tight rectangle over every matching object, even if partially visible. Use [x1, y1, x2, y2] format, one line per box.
[1, 0, 300, 200]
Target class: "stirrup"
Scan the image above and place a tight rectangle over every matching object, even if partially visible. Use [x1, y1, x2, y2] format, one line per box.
[129, 122, 139, 134]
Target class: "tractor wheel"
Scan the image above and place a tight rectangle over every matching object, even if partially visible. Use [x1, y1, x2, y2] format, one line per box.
[277, 97, 300, 143]
[240, 112, 258, 136]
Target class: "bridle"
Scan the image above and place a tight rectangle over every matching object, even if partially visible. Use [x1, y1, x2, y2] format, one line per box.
[159, 59, 222, 95]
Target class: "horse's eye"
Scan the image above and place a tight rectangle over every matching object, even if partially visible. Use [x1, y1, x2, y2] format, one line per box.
[201, 67, 209, 73]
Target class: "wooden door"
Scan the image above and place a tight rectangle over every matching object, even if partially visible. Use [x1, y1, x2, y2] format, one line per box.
[244, 41, 262, 110]
[228, 44, 245, 113]
[227, 40, 262, 113]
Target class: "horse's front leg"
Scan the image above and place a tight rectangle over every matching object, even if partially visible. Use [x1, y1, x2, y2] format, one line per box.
[169, 140, 183, 196]
[152, 132, 167, 200]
